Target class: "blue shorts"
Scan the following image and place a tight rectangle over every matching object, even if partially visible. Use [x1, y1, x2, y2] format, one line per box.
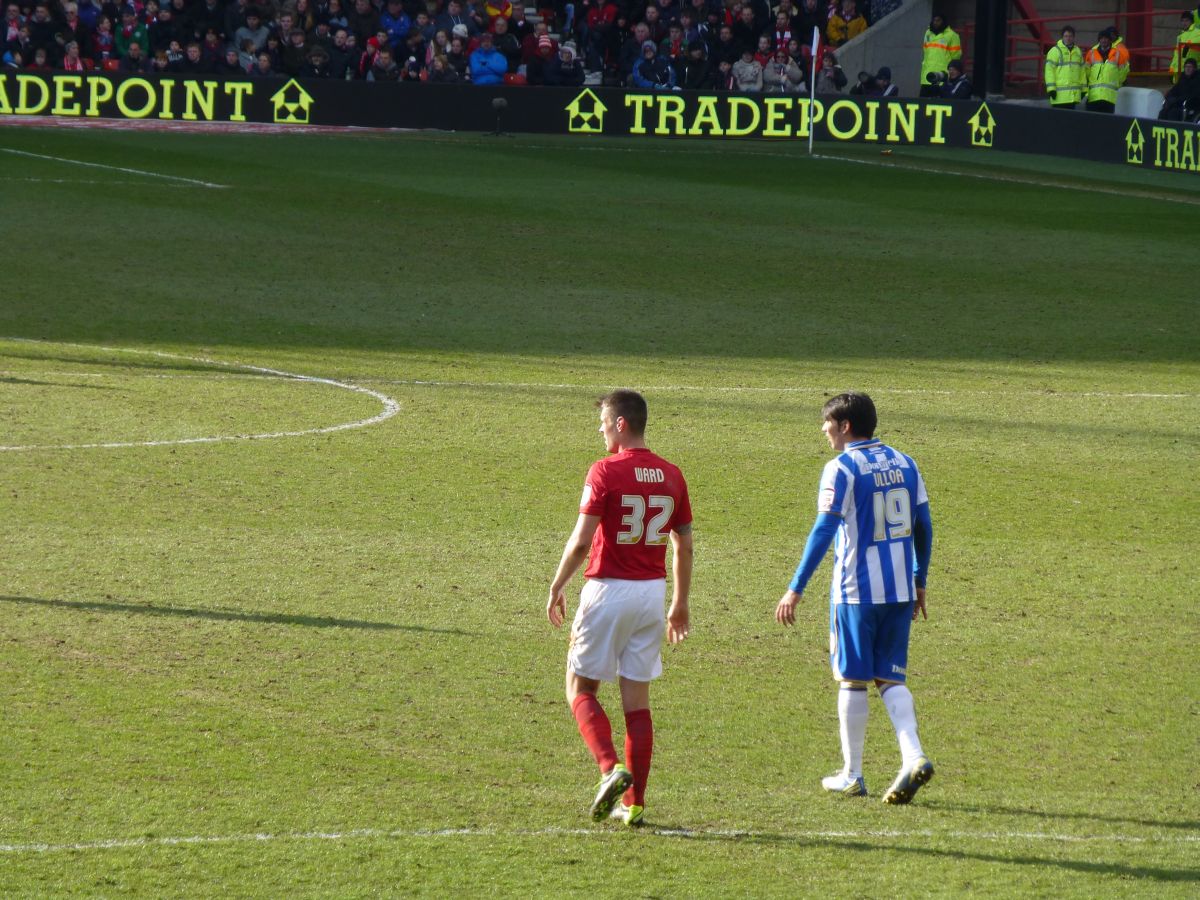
[829, 602, 913, 684]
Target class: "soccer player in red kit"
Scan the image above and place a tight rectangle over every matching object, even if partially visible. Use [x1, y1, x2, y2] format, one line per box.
[547, 389, 693, 827]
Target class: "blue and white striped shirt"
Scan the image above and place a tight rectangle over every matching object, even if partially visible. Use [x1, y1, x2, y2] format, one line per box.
[818, 438, 929, 605]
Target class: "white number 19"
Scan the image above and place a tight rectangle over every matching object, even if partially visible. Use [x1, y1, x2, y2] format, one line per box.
[872, 489, 912, 542]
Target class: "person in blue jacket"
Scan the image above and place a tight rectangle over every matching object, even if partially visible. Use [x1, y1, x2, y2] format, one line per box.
[470, 29, 507, 84]
[631, 39, 676, 89]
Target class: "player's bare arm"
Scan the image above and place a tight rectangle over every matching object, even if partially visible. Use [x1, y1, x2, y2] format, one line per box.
[547, 513, 601, 627]
[666, 523, 693, 643]
[913, 586, 927, 621]
[775, 589, 802, 626]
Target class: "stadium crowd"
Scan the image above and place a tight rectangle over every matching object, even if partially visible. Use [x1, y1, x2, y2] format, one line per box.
[1, 0, 902, 88]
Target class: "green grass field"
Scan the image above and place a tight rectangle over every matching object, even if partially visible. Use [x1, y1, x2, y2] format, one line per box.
[1, 125, 1198, 897]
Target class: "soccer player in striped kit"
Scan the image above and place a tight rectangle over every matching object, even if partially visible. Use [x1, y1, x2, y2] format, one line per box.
[547, 390, 693, 826]
[776, 392, 935, 803]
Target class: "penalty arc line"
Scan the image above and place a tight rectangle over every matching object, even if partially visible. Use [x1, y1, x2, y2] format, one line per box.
[0, 337, 400, 451]
[1, 825, 1196, 854]
[0, 148, 228, 188]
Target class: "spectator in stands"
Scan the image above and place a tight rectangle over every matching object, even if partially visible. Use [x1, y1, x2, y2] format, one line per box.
[426, 27, 450, 65]
[939, 58, 970, 98]
[732, 45, 761, 90]
[323, 0, 351, 34]
[814, 50, 846, 92]
[4, 4, 23, 46]
[507, 6, 531, 43]
[366, 43, 401, 78]
[631, 38, 675, 88]
[328, 27, 354, 76]
[826, 0, 864, 48]
[642, 5, 667, 43]
[348, 0, 380, 43]
[149, 47, 172, 72]
[27, 45, 51, 68]
[677, 39, 710, 87]
[119, 39, 147, 69]
[525, 32, 555, 82]
[281, 27, 309, 73]
[428, 53, 459, 80]
[27, 3, 57, 63]
[763, 45, 804, 91]
[402, 27, 427, 72]
[1170, 13, 1200, 83]
[771, 11, 793, 51]
[796, 0, 823, 40]
[521, 22, 555, 68]
[149, 6, 182, 53]
[60, 39, 85, 70]
[59, 4, 91, 61]
[731, 5, 759, 55]
[380, 0, 410, 50]
[225, 0, 251, 43]
[618, 20, 649, 83]
[178, 40, 210, 71]
[873, 64, 897, 95]
[233, 8, 268, 53]
[116, 6, 149, 59]
[469, 28, 506, 82]
[436, 0, 478, 38]
[660, 21, 686, 61]
[581, 0, 617, 70]
[678, 8, 699, 45]
[299, 44, 330, 75]
[752, 33, 771, 67]
[919, 12, 960, 96]
[546, 40, 585, 84]
[236, 36, 258, 68]
[715, 57, 734, 88]
[484, 0, 512, 27]
[77, 0, 100, 32]
[91, 15, 115, 62]
[218, 45, 244, 71]
[446, 33, 470, 78]
[252, 48, 278, 75]
[710, 22, 738, 66]
[492, 15, 520, 71]
[1161, 57, 1200, 120]
[201, 28, 224, 63]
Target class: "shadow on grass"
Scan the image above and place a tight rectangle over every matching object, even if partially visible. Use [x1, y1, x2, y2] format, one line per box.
[0, 375, 117, 390]
[0, 595, 471, 635]
[641, 827, 1199, 883]
[924, 800, 1200, 833]
[0, 349, 279, 377]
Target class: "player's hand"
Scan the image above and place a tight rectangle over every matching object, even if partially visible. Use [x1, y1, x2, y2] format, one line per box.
[913, 587, 927, 621]
[666, 600, 689, 644]
[775, 589, 801, 626]
[547, 586, 567, 627]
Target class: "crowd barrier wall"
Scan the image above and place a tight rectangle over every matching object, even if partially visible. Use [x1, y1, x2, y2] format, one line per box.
[1, 71, 1197, 175]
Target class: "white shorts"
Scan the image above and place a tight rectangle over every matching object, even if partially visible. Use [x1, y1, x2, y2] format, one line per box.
[567, 578, 666, 683]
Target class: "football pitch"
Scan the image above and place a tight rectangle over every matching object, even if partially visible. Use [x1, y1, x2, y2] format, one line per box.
[1, 124, 1198, 897]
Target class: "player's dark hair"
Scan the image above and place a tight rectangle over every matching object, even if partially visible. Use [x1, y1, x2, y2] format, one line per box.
[822, 392, 877, 439]
[598, 389, 647, 435]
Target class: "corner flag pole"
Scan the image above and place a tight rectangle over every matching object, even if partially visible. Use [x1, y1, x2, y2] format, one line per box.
[808, 26, 820, 157]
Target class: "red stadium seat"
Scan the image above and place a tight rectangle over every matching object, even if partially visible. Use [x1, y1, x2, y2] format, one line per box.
[101, 58, 120, 71]
[504, 72, 527, 85]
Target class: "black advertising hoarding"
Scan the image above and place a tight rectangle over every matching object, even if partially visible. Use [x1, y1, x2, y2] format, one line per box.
[1, 71, 1197, 175]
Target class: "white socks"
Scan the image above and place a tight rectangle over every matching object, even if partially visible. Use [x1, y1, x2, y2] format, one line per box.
[881, 684, 924, 766]
[838, 687, 869, 778]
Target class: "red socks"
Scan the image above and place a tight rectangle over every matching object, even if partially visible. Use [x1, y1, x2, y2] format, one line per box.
[571, 692, 619, 773]
[623, 708, 653, 807]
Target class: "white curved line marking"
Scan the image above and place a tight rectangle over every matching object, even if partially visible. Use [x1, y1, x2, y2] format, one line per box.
[0, 338, 399, 452]
[0, 825, 1194, 854]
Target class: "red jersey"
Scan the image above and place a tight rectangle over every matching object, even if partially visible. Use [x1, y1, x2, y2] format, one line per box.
[580, 447, 692, 581]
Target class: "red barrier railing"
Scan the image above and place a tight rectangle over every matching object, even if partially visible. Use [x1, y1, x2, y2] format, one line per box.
[958, 8, 1186, 88]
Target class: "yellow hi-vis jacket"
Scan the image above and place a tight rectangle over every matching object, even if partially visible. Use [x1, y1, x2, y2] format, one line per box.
[1171, 26, 1200, 82]
[1085, 45, 1122, 104]
[1044, 39, 1084, 103]
[920, 26, 961, 82]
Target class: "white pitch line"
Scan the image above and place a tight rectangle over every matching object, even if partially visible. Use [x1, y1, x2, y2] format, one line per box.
[0, 148, 228, 189]
[0, 338, 400, 452]
[811, 152, 1200, 207]
[1, 824, 1195, 855]
[0, 176, 202, 187]
[352, 378, 1194, 401]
